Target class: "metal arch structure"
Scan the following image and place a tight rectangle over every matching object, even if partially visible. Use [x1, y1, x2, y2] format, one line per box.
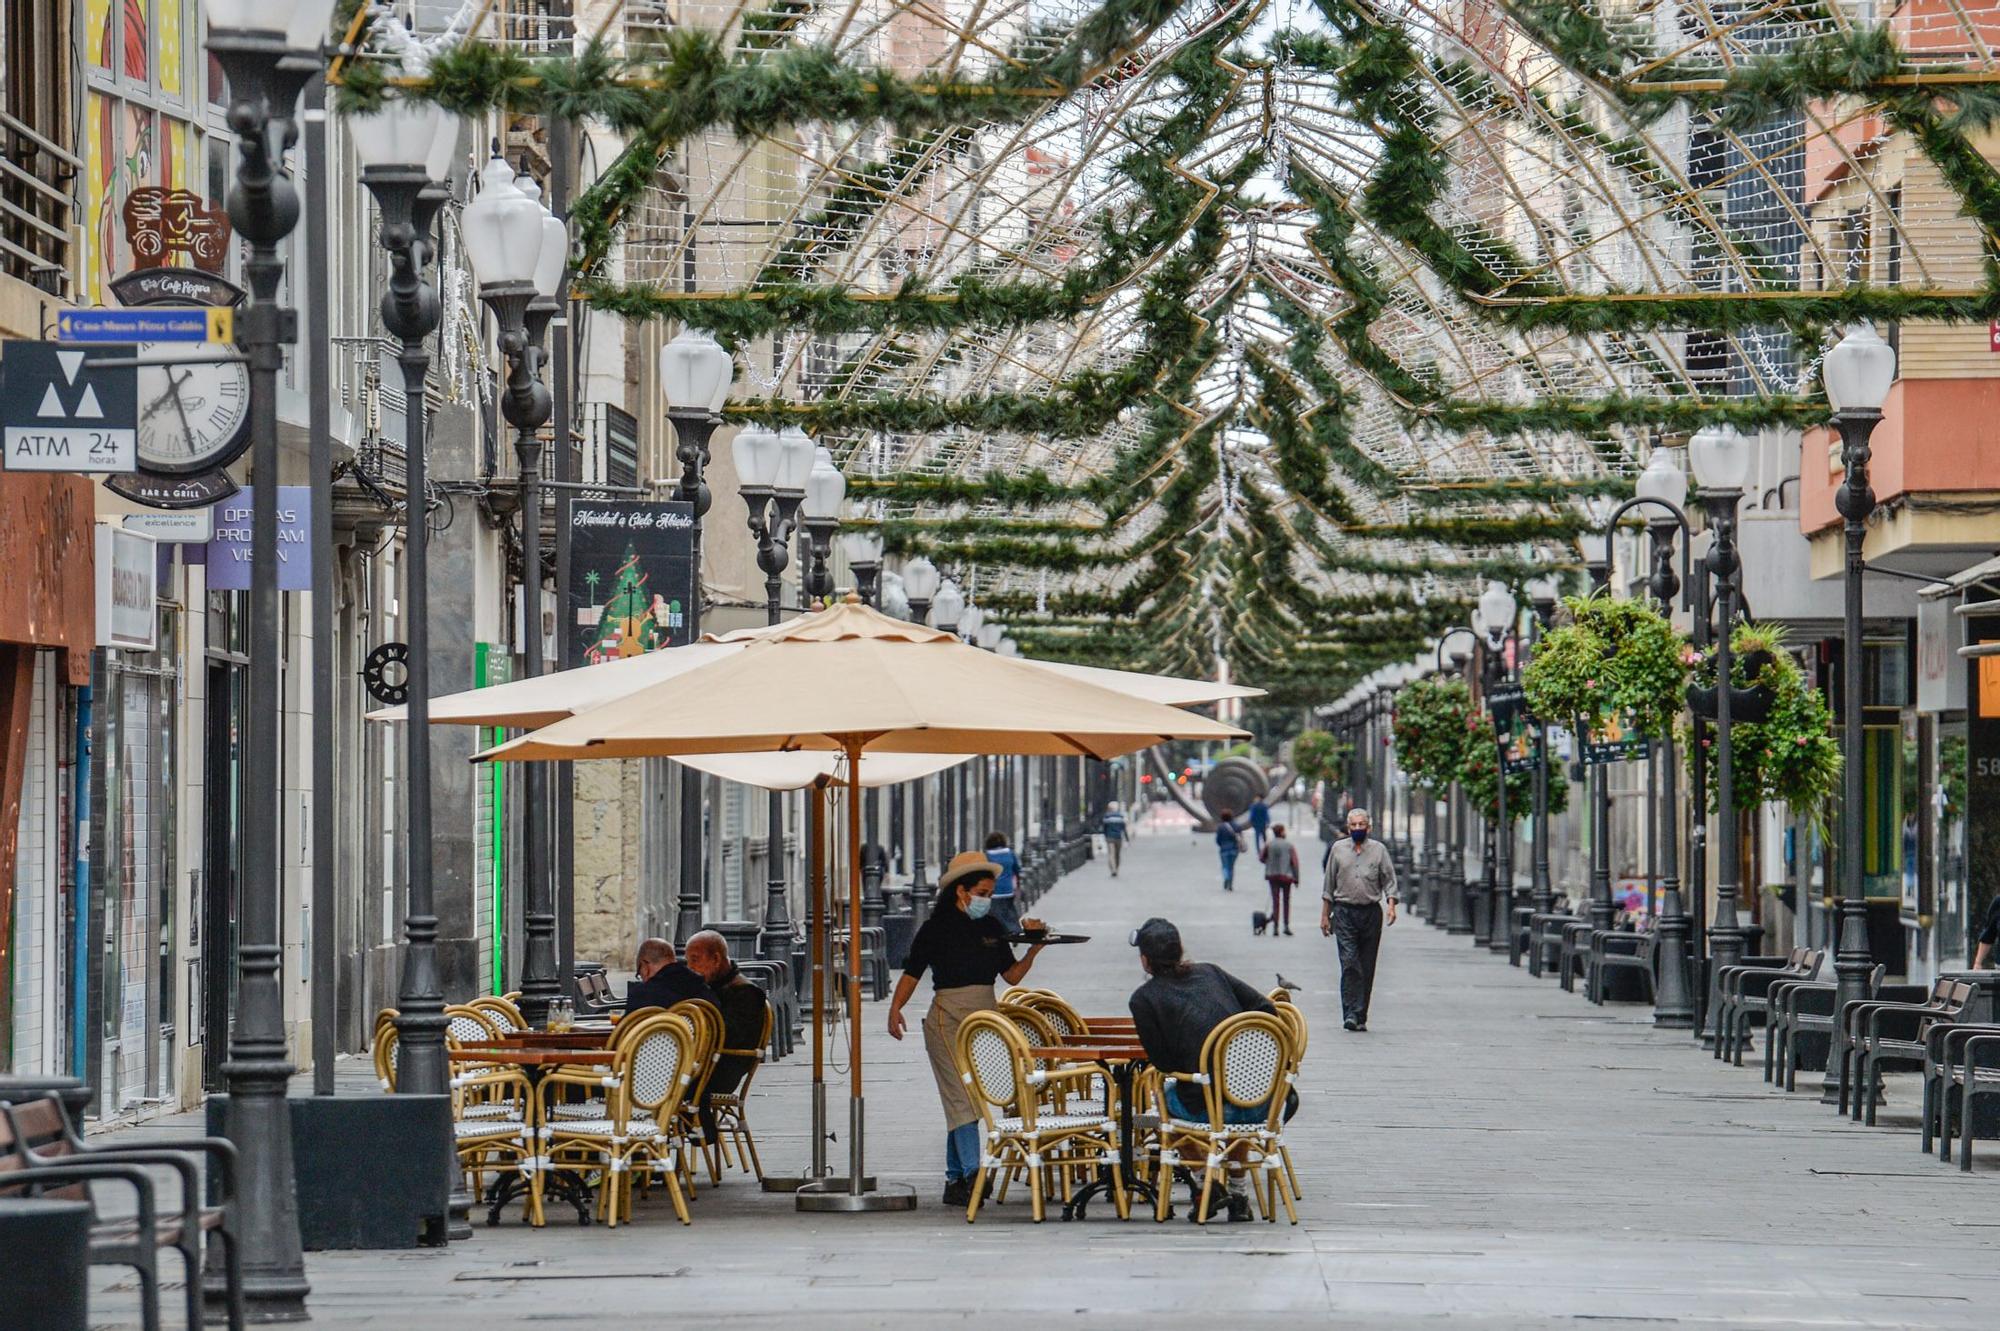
[343, 0, 2000, 701]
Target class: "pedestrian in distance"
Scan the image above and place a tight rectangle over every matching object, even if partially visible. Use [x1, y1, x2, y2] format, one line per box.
[1101, 800, 1129, 877]
[1319, 807, 1397, 1031]
[1261, 823, 1300, 936]
[1213, 810, 1243, 891]
[1248, 796, 1271, 852]
[983, 831, 1023, 933]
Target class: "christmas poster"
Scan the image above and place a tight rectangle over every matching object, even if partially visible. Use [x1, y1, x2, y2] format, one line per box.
[562, 499, 697, 665]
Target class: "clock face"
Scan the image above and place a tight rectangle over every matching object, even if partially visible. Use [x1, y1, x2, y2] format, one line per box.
[134, 340, 251, 475]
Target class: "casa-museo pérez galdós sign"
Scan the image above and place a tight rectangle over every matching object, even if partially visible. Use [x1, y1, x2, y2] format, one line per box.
[197, 485, 311, 591]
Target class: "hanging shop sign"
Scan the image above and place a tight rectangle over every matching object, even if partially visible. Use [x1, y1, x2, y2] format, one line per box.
[106, 467, 239, 510]
[561, 498, 697, 663]
[0, 473, 95, 683]
[199, 486, 311, 591]
[0, 340, 139, 473]
[109, 267, 244, 309]
[94, 525, 158, 651]
[1583, 714, 1650, 765]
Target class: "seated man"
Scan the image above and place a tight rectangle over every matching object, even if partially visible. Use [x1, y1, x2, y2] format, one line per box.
[625, 937, 710, 1014]
[684, 931, 772, 1141]
[1128, 917, 1279, 1222]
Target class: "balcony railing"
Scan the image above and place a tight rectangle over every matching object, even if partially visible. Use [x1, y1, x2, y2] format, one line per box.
[0, 109, 79, 295]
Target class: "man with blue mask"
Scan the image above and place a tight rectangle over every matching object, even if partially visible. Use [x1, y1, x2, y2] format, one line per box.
[1319, 807, 1397, 1031]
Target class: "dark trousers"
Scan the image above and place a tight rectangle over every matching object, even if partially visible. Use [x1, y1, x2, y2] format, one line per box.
[1332, 901, 1384, 1024]
[1267, 879, 1293, 930]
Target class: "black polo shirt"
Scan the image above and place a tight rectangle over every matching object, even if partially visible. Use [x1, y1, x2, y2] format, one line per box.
[1979, 894, 2000, 949]
[902, 906, 1017, 990]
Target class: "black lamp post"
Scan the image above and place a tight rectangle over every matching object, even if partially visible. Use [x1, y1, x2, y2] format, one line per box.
[902, 557, 940, 903]
[1581, 538, 1619, 937]
[1477, 581, 1520, 955]
[1689, 424, 1757, 1044]
[466, 148, 568, 1027]
[354, 90, 471, 1236]
[800, 446, 846, 602]
[735, 424, 816, 954]
[662, 327, 733, 949]
[1589, 473, 1700, 1025]
[1524, 580, 1559, 939]
[1435, 630, 1478, 934]
[932, 578, 965, 858]
[355, 98, 455, 1090]
[844, 530, 884, 606]
[1822, 324, 1896, 1098]
[203, 0, 332, 1317]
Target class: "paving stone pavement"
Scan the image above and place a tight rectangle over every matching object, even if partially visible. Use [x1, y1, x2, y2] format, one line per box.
[91, 815, 1999, 1328]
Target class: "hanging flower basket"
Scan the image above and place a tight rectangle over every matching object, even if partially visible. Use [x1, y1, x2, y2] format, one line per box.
[1682, 623, 1841, 823]
[1461, 732, 1570, 823]
[1392, 678, 1474, 790]
[1521, 591, 1691, 740]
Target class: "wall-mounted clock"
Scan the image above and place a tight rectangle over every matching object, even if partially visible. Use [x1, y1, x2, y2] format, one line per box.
[134, 341, 252, 474]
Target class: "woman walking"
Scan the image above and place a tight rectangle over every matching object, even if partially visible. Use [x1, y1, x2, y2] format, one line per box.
[1261, 823, 1300, 936]
[886, 850, 1048, 1207]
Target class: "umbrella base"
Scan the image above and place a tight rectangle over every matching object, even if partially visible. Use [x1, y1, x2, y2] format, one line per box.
[794, 1180, 917, 1213]
[760, 1171, 869, 1194]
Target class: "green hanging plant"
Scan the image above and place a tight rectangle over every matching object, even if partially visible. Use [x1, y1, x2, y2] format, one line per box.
[1290, 730, 1349, 787]
[1461, 731, 1571, 823]
[1521, 592, 1691, 740]
[1683, 624, 1842, 823]
[1392, 678, 1475, 790]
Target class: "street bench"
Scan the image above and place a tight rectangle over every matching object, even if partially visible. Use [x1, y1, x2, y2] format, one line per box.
[1840, 978, 1976, 1124]
[1587, 929, 1654, 1005]
[1714, 948, 1822, 1065]
[1765, 965, 1884, 1090]
[1, 1093, 245, 1330]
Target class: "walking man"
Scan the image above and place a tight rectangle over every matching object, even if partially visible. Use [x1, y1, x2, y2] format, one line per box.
[1320, 807, 1397, 1031]
[1101, 800, 1129, 877]
[1248, 796, 1272, 853]
[1214, 810, 1243, 891]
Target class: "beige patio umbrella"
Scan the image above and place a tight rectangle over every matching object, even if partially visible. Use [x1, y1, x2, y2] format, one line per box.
[481, 595, 1246, 1209]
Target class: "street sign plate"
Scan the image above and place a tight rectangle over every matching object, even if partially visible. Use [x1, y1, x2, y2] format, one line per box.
[123, 508, 214, 543]
[53, 306, 232, 344]
[1, 340, 139, 472]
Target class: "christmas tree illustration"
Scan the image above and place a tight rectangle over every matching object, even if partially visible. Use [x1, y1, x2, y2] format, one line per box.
[581, 545, 682, 663]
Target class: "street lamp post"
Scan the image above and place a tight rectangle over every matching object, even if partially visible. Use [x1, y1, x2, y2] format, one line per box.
[736, 424, 816, 955]
[1525, 578, 1560, 942]
[202, 0, 333, 1317]
[1690, 425, 1756, 1045]
[1435, 631, 1477, 934]
[932, 579, 965, 857]
[801, 447, 846, 602]
[1480, 582, 1519, 955]
[843, 529, 884, 605]
[1634, 453, 1698, 1027]
[902, 557, 940, 906]
[662, 328, 734, 948]
[355, 91, 471, 1239]
[467, 149, 570, 1027]
[1822, 324, 1896, 1099]
[354, 95, 458, 1099]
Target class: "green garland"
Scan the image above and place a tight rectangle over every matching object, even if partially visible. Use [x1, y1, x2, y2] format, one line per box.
[1521, 592, 1691, 740]
[1290, 730, 1350, 787]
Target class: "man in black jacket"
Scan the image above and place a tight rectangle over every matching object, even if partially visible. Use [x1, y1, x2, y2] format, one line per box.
[625, 937, 710, 1014]
[685, 931, 770, 1141]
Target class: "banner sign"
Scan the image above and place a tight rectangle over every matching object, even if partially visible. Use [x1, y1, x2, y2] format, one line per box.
[1, 340, 138, 472]
[562, 498, 696, 663]
[200, 486, 311, 590]
[95, 525, 157, 650]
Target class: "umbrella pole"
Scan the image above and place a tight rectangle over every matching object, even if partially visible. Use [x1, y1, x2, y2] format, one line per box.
[765, 776, 833, 1192]
[797, 739, 914, 1212]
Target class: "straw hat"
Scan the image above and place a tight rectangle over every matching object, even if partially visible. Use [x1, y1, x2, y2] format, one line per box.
[939, 850, 1004, 892]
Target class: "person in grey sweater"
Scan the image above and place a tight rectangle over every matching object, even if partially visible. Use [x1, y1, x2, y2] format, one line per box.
[1260, 824, 1301, 936]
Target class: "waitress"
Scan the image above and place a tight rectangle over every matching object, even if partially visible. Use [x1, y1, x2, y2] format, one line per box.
[887, 849, 1047, 1208]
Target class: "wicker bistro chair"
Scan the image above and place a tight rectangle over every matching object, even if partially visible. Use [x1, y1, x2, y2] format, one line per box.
[666, 999, 727, 1185]
[536, 1012, 698, 1227]
[1153, 1011, 1300, 1226]
[468, 995, 526, 1032]
[373, 1008, 400, 1090]
[708, 1004, 775, 1180]
[1014, 990, 1089, 1039]
[955, 1011, 1128, 1223]
[1264, 999, 1308, 1202]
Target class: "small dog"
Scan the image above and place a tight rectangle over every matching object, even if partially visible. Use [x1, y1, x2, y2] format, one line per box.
[1252, 910, 1273, 936]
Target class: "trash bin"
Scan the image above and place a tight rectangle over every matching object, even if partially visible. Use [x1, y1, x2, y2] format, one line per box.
[0, 1197, 90, 1331]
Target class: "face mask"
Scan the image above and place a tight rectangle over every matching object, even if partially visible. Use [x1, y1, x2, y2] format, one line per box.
[1350, 828, 1368, 845]
[965, 895, 993, 920]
